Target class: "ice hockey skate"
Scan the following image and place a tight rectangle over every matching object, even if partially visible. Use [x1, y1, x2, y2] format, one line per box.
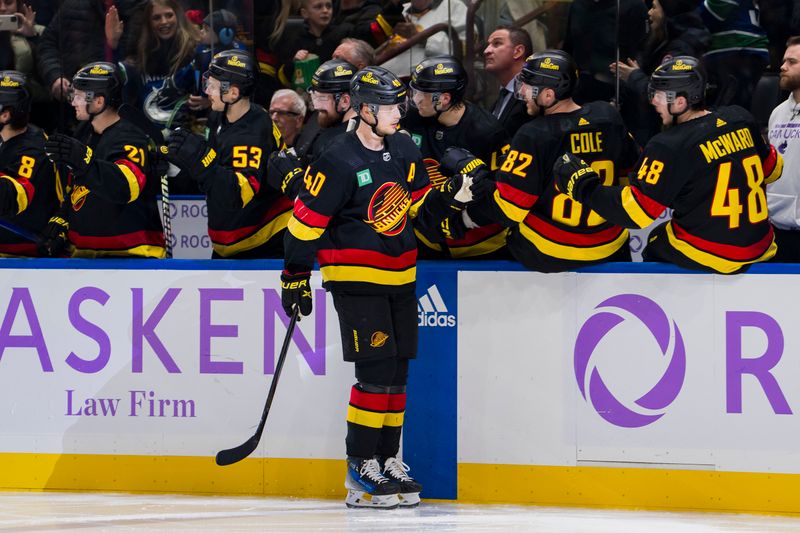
[381, 457, 422, 507]
[345, 457, 401, 509]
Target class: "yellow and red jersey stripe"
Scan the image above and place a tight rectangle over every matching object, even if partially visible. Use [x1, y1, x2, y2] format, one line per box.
[666, 221, 776, 273]
[519, 213, 629, 261]
[317, 248, 417, 286]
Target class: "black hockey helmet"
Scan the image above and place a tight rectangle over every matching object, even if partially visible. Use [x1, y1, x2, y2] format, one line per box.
[648, 56, 706, 106]
[517, 49, 578, 100]
[72, 61, 124, 107]
[207, 49, 255, 96]
[310, 59, 356, 94]
[410, 55, 467, 104]
[0, 70, 30, 116]
[350, 66, 408, 112]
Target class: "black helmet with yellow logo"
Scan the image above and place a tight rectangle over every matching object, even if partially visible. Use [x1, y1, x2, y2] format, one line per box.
[311, 59, 356, 94]
[518, 49, 578, 100]
[0, 70, 30, 116]
[208, 49, 255, 95]
[350, 66, 407, 111]
[410, 55, 467, 104]
[72, 61, 124, 107]
[648, 55, 706, 105]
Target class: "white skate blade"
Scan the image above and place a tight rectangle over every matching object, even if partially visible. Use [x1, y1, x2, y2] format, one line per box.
[345, 489, 400, 509]
[398, 492, 421, 507]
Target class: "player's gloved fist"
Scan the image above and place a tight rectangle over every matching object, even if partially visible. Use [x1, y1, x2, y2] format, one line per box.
[166, 128, 216, 180]
[553, 152, 600, 203]
[37, 215, 69, 257]
[439, 146, 489, 181]
[280, 270, 312, 317]
[267, 148, 304, 197]
[44, 134, 93, 175]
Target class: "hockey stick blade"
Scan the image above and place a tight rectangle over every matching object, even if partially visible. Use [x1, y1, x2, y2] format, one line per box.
[216, 306, 300, 466]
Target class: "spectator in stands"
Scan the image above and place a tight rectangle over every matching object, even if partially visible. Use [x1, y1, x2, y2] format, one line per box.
[381, 0, 470, 78]
[38, 0, 137, 107]
[0, 1, 46, 102]
[270, 89, 307, 148]
[286, 0, 340, 65]
[332, 0, 404, 49]
[333, 37, 376, 70]
[563, 0, 647, 104]
[701, 0, 769, 108]
[189, 9, 246, 113]
[767, 36, 800, 261]
[609, 0, 710, 145]
[253, 0, 297, 106]
[124, 0, 198, 118]
[484, 25, 532, 137]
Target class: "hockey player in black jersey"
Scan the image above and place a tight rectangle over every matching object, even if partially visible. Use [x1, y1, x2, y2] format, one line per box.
[403, 55, 511, 259]
[0, 71, 60, 257]
[268, 60, 358, 200]
[280, 66, 476, 509]
[167, 50, 291, 258]
[457, 50, 640, 272]
[555, 56, 782, 274]
[43, 62, 166, 258]
[296, 59, 358, 164]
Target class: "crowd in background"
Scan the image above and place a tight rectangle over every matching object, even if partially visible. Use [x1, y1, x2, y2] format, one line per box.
[1, 0, 800, 261]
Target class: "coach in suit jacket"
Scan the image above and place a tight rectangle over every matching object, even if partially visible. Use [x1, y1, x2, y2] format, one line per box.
[484, 25, 533, 137]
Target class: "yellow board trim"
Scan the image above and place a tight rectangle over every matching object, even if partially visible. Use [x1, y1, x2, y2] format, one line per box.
[458, 463, 800, 513]
[494, 189, 528, 223]
[620, 186, 656, 229]
[0, 453, 344, 498]
[116, 163, 141, 202]
[4, 453, 800, 514]
[213, 210, 292, 257]
[518, 224, 629, 261]
[665, 222, 776, 274]
[320, 264, 416, 285]
[0, 174, 28, 214]
[346, 405, 385, 429]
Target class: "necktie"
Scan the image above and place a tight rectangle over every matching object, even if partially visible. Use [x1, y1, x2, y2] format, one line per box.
[493, 87, 510, 118]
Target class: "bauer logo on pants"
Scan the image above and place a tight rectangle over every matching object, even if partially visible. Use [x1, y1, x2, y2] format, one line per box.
[418, 284, 456, 327]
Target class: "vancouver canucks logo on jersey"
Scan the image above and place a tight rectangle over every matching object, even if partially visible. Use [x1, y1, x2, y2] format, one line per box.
[363, 181, 411, 236]
[423, 157, 447, 190]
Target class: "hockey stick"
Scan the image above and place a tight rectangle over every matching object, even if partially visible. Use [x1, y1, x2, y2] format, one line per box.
[118, 104, 174, 258]
[216, 306, 300, 466]
[0, 219, 39, 242]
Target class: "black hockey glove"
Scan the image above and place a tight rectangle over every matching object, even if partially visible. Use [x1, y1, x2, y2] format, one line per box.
[439, 147, 489, 181]
[44, 134, 93, 176]
[37, 215, 69, 257]
[553, 152, 601, 203]
[166, 129, 217, 183]
[267, 149, 304, 198]
[280, 270, 312, 317]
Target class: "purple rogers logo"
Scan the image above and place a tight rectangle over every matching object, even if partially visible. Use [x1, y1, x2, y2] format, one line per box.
[574, 294, 686, 428]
